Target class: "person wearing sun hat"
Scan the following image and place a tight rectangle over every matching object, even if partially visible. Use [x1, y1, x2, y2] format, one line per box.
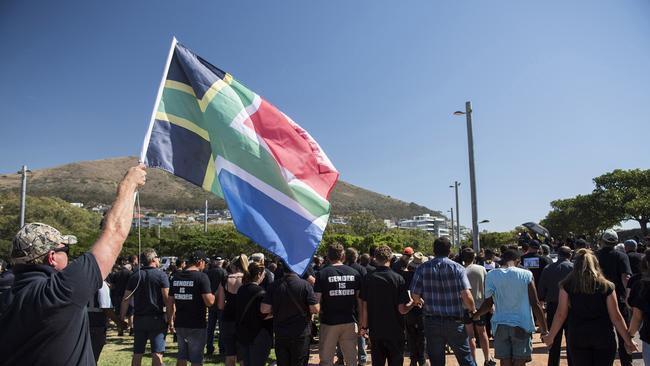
[0, 165, 146, 366]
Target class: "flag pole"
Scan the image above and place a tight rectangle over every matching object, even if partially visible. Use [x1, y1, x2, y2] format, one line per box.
[140, 36, 178, 163]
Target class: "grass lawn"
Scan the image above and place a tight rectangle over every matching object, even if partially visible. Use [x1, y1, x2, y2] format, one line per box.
[98, 329, 277, 366]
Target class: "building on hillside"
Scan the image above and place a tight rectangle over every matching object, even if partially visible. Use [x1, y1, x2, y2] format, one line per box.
[398, 213, 450, 238]
[330, 216, 348, 225]
[131, 215, 174, 229]
[384, 219, 397, 229]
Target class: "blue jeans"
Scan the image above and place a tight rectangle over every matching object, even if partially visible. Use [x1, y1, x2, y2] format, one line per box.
[177, 328, 207, 363]
[423, 316, 475, 366]
[206, 309, 223, 354]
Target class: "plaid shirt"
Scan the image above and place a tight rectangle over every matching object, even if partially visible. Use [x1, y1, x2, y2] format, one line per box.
[410, 256, 471, 317]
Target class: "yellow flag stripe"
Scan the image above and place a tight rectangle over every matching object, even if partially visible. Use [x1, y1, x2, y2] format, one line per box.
[202, 155, 216, 191]
[155, 111, 210, 142]
[163, 74, 234, 112]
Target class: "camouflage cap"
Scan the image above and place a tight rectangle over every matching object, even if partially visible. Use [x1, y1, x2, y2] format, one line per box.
[12, 223, 77, 264]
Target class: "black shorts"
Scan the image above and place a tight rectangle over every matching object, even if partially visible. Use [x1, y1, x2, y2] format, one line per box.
[463, 314, 487, 326]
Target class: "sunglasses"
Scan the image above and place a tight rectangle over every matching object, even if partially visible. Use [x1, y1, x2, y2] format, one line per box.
[53, 245, 70, 254]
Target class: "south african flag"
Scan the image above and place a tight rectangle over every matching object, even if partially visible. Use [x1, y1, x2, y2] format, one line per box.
[141, 39, 339, 275]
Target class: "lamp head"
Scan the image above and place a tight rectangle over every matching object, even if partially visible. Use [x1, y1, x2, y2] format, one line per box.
[453, 111, 465, 116]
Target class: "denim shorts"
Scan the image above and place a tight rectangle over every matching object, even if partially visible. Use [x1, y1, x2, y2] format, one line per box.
[493, 324, 532, 360]
[133, 315, 166, 354]
[176, 328, 207, 363]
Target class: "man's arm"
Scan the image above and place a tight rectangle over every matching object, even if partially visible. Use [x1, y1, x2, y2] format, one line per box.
[474, 296, 494, 318]
[528, 281, 547, 333]
[120, 290, 132, 320]
[91, 165, 146, 279]
[309, 303, 320, 314]
[167, 295, 175, 334]
[202, 293, 216, 308]
[460, 289, 477, 313]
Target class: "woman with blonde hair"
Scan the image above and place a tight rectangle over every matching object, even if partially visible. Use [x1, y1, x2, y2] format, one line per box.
[542, 249, 637, 366]
[217, 254, 249, 366]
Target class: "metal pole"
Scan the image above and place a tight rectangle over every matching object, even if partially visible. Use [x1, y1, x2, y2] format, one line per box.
[454, 181, 461, 246]
[19, 165, 27, 228]
[204, 199, 208, 233]
[465, 101, 480, 252]
[449, 208, 455, 247]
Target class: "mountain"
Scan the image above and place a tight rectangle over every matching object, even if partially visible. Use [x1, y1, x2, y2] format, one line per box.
[0, 157, 440, 219]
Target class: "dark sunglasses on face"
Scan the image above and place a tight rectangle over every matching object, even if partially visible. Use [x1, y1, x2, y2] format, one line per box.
[53, 245, 70, 254]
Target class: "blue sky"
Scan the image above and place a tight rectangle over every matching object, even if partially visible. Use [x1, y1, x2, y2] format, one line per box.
[1, 0, 648, 232]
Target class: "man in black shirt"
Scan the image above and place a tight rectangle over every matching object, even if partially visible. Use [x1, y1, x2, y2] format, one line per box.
[538, 246, 574, 366]
[596, 229, 633, 366]
[0, 165, 146, 366]
[108, 259, 132, 335]
[261, 266, 319, 366]
[169, 250, 214, 365]
[520, 240, 551, 289]
[121, 248, 171, 366]
[88, 280, 124, 362]
[359, 245, 414, 366]
[624, 239, 643, 275]
[205, 257, 227, 356]
[341, 247, 368, 365]
[358, 254, 376, 274]
[315, 243, 362, 366]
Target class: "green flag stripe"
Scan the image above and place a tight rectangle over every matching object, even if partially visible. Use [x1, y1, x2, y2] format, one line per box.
[157, 85, 330, 217]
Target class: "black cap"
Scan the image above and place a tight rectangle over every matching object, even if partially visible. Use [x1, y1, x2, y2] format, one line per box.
[188, 250, 208, 263]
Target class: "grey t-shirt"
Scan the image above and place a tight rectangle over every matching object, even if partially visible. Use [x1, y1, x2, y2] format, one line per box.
[466, 264, 487, 308]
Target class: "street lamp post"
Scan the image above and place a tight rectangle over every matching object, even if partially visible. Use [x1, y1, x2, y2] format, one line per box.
[454, 101, 480, 252]
[449, 181, 461, 246]
[17, 165, 31, 228]
[448, 208, 455, 247]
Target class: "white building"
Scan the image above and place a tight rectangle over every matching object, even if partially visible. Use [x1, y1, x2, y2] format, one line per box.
[398, 213, 450, 238]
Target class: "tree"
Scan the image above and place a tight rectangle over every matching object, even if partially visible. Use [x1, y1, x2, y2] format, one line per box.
[347, 212, 387, 236]
[478, 231, 516, 249]
[593, 169, 650, 236]
[0, 193, 102, 259]
[541, 193, 620, 239]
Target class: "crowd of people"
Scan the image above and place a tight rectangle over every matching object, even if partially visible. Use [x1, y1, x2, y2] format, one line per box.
[1, 165, 650, 366]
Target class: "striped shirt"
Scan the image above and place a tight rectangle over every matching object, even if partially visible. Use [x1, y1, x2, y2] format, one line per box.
[410, 256, 471, 317]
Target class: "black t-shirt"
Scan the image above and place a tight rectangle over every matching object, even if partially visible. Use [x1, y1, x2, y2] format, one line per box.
[629, 279, 650, 343]
[206, 266, 227, 293]
[627, 252, 644, 275]
[108, 267, 131, 303]
[0, 253, 102, 366]
[263, 273, 317, 337]
[127, 266, 170, 316]
[302, 265, 315, 281]
[360, 266, 410, 339]
[363, 264, 376, 274]
[347, 262, 367, 277]
[260, 268, 275, 291]
[314, 264, 361, 325]
[169, 270, 212, 328]
[597, 246, 632, 302]
[235, 283, 271, 345]
[521, 252, 551, 288]
[565, 285, 616, 349]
